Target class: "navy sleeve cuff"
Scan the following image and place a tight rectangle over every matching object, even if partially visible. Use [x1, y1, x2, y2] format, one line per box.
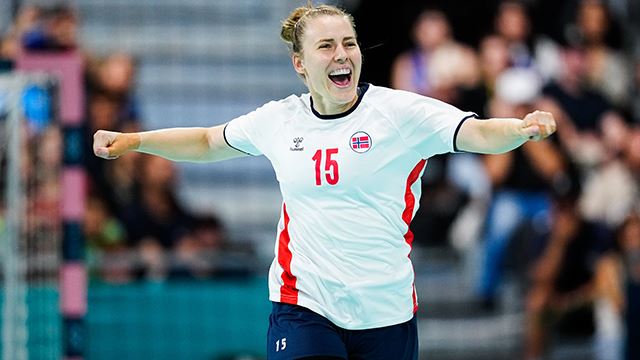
[453, 114, 478, 153]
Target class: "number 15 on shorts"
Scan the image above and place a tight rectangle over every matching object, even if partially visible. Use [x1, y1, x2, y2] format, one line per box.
[275, 337, 287, 352]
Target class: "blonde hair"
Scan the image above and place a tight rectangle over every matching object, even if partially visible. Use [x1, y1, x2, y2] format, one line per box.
[280, 2, 356, 54]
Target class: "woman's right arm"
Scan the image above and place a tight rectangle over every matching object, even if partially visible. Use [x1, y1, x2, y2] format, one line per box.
[93, 124, 248, 162]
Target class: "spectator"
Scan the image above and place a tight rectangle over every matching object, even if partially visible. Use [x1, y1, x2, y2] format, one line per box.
[87, 52, 140, 123]
[524, 188, 602, 360]
[494, 0, 565, 84]
[84, 53, 141, 221]
[494, 0, 536, 68]
[21, 3, 79, 52]
[450, 32, 516, 120]
[478, 34, 511, 100]
[85, 91, 141, 217]
[122, 155, 195, 280]
[475, 68, 568, 309]
[445, 35, 512, 254]
[570, 0, 632, 109]
[579, 121, 637, 230]
[0, 4, 41, 64]
[594, 212, 640, 360]
[28, 125, 62, 230]
[538, 40, 625, 170]
[390, 8, 479, 104]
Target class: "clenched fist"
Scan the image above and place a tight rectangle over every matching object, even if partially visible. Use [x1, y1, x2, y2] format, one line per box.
[521, 110, 557, 141]
[93, 130, 140, 159]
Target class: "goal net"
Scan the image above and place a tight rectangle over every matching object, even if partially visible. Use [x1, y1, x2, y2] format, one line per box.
[0, 73, 61, 360]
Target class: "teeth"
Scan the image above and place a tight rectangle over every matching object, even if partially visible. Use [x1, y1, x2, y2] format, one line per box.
[329, 68, 351, 76]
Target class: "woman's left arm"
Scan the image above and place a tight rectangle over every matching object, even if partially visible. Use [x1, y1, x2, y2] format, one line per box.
[456, 111, 556, 154]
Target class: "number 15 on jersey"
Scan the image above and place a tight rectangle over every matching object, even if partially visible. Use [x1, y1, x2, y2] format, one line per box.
[312, 148, 339, 186]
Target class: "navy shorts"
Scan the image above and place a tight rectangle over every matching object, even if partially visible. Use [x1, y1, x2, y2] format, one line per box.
[267, 302, 418, 360]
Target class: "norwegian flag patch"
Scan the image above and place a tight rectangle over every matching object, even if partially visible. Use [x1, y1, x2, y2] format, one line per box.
[350, 131, 371, 153]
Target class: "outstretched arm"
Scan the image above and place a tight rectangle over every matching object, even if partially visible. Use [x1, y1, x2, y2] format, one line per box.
[456, 110, 556, 154]
[93, 124, 248, 162]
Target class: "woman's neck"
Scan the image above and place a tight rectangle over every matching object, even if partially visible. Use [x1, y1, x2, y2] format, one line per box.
[310, 91, 358, 116]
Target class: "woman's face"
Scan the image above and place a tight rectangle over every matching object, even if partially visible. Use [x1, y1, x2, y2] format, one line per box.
[578, 1, 608, 42]
[480, 35, 509, 77]
[496, 3, 530, 42]
[294, 15, 362, 114]
[414, 13, 449, 50]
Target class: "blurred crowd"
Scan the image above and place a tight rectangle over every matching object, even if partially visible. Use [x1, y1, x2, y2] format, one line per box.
[392, 1, 639, 359]
[1, 0, 639, 359]
[0, 3, 256, 285]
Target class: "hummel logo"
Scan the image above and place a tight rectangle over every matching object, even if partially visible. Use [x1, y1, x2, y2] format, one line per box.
[290, 137, 304, 151]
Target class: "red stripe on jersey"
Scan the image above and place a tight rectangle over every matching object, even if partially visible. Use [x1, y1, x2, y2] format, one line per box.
[402, 159, 426, 313]
[277, 203, 298, 304]
[402, 160, 426, 245]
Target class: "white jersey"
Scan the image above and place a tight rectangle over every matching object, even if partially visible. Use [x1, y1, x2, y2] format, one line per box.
[225, 84, 475, 330]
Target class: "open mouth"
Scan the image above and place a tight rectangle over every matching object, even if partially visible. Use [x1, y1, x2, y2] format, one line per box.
[328, 68, 352, 88]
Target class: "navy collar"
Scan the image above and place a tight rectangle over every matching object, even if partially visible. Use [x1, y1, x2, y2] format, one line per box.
[310, 83, 370, 120]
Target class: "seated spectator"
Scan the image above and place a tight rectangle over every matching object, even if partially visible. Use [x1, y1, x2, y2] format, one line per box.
[21, 3, 79, 52]
[538, 40, 626, 170]
[86, 52, 140, 123]
[475, 68, 567, 309]
[579, 122, 637, 230]
[524, 187, 603, 360]
[28, 125, 63, 231]
[84, 53, 141, 220]
[390, 8, 479, 104]
[492, 0, 563, 79]
[478, 34, 511, 100]
[0, 4, 41, 66]
[571, 0, 631, 109]
[494, 0, 536, 68]
[85, 91, 141, 220]
[123, 155, 196, 280]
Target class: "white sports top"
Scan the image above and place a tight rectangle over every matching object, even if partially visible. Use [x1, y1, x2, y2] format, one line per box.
[225, 84, 475, 329]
